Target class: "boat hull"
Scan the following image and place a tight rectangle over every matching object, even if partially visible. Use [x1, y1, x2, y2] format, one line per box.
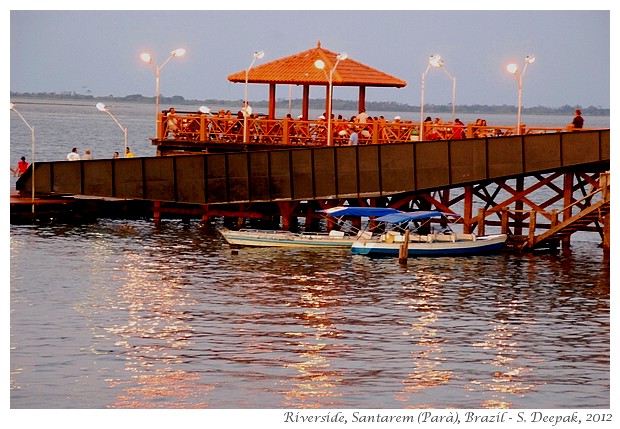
[219, 228, 361, 248]
[351, 234, 508, 257]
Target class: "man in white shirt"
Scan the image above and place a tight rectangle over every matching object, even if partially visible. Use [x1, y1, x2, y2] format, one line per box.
[241, 101, 253, 118]
[67, 148, 80, 161]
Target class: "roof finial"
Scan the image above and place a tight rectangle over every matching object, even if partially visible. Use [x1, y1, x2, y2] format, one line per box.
[317, 40, 321, 48]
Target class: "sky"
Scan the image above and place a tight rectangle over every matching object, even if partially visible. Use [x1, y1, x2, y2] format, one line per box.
[7, 4, 614, 110]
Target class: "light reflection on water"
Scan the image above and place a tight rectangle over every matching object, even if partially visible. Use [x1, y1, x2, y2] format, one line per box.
[10, 219, 609, 409]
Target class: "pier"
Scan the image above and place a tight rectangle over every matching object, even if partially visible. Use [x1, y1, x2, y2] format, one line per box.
[15, 129, 610, 251]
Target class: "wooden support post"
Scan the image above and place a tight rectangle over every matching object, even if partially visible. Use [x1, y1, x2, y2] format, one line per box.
[514, 177, 524, 235]
[501, 208, 509, 234]
[372, 121, 379, 144]
[277, 201, 297, 231]
[603, 213, 610, 251]
[463, 186, 473, 233]
[283, 117, 290, 145]
[477, 208, 486, 237]
[562, 172, 574, 250]
[200, 204, 210, 226]
[399, 229, 410, 265]
[200, 115, 207, 141]
[550, 209, 558, 228]
[527, 210, 536, 248]
[153, 201, 161, 227]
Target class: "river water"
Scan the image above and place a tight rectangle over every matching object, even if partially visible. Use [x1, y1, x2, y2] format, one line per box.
[8, 99, 611, 411]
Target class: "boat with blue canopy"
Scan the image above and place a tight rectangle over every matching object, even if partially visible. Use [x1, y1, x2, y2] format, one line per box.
[351, 210, 507, 257]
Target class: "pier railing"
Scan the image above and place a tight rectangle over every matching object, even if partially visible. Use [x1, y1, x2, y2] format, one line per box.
[155, 110, 576, 146]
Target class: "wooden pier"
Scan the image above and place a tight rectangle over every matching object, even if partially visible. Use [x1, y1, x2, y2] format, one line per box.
[14, 129, 610, 251]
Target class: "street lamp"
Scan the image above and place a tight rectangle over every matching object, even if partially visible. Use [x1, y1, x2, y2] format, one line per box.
[140, 48, 186, 133]
[506, 55, 535, 135]
[420, 54, 456, 140]
[243, 51, 265, 143]
[314, 52, 348, 146]
[10, 103, 36, 213]
[96, 102, 128, 156]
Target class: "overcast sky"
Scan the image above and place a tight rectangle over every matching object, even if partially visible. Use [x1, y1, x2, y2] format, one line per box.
[8, 4, 613, 109]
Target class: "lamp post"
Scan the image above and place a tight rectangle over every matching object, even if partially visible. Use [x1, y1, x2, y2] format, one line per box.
[10, 103, 35, 213]
[506, 55, 535, 135]
[243, 51, 264, 143]
[420, 54, 456, 140]
[140, 48, 186, 133]
[96, 102, 128, 155]
[314, 52, 348, 146]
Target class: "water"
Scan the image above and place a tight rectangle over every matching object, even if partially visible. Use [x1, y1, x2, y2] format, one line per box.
[9, 99, 611, 410]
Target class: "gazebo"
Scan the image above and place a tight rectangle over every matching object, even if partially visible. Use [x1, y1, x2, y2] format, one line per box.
[227, 41, 408, 120]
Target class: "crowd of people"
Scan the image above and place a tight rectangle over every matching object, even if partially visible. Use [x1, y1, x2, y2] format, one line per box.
[64, 146, 134, 161]
[161, 104, 560, 146]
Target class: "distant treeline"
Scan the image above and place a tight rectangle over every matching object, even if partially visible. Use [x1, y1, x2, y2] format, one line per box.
[10, 91, 610, 116]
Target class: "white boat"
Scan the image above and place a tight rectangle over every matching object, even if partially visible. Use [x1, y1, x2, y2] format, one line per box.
[218, 206, 398, 248]
[219, 228, 365, 248]
[350, 210, 508, 257]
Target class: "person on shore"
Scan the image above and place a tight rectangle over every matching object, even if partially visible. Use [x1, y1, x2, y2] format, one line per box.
[125, 147, 135, 158]
[572, 109, 584, 129]
[67, 148, 80, 161]
[12, 156, 29, 177]
[83, 149, 93, 160]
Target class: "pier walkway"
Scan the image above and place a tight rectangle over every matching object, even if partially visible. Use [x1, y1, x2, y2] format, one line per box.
[15, 129, 610, 250]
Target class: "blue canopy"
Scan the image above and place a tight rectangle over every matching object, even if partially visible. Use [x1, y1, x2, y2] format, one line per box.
[317, 206, 401, 217]
[375, 210, 446, 224]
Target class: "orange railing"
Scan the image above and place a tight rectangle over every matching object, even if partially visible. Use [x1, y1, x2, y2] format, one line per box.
[155, 110, 576, 146]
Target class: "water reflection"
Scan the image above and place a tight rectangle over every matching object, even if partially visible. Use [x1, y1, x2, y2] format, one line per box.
[83, 229, 214, 408]
[396, 270, 451, 407]
[10, 220, 610, 408]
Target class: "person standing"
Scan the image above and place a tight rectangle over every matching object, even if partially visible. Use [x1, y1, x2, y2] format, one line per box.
[572, 109, 584, 129]
[124, 147, 135, 158]
[83, 149, 93, 160]
[67, 148, 80, 161]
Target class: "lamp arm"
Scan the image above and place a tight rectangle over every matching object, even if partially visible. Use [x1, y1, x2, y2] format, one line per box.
[106, 111, 126, 134]
[12, 109, 34, 133]
[158, 52, 178, 73]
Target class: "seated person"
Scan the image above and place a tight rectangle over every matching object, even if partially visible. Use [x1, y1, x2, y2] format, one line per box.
[166, 107, 180, 138]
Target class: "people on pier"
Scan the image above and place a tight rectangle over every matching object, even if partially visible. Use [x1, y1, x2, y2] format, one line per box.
[83, 149, 93, 160]
[357, 109, 369, 124]
[166, 107, 180, 139]
[241, 101, 252, 118]
[572, 109, 584, 129]
[11, 156, 29, 177]
[452, 118, 466, 139]
[348, 127, 359, 145]
[113, 151, 120, 159]
[67, 147, 80, 161]
[125, 147, 135, 158]
[473, 118, 488, 137]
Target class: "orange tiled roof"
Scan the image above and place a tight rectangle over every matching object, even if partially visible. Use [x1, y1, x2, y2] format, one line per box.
[227, 41, 407, 88]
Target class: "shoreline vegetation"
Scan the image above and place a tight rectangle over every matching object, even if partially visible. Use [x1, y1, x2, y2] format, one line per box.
[10, 91, 610, 116]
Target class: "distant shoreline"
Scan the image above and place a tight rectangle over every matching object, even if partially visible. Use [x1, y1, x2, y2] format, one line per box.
[10, 91, 610, 117]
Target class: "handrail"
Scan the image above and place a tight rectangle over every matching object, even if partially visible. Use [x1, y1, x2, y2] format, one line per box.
[154, 111, 591, 146]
